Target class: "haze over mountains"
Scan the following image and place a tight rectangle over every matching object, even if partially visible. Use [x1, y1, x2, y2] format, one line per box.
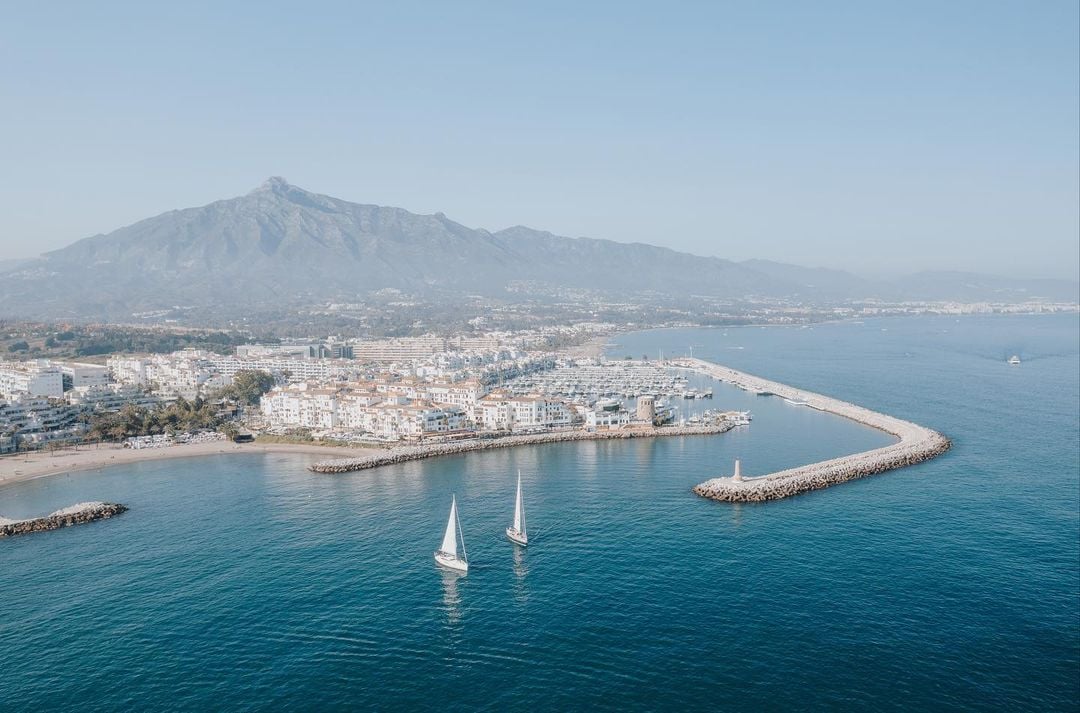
[1, 177, 1076, 321]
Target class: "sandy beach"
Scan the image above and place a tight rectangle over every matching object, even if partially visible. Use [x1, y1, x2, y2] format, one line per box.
[0, 441, 378, 490]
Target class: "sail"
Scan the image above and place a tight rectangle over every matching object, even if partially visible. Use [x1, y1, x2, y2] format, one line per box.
[440, 497, 458, 556]
[513, 473, 523, 532]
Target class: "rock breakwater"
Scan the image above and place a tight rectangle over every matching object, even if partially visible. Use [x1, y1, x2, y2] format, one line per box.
[681, 358, 951, 502]
[0, 501, 128, 537]
[310, 424, 734, 474]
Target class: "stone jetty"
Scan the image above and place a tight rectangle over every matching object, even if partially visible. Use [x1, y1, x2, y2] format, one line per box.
[682, 358, 951, 502]
[309, 423, 735, 474]
[0, 501, 128, 538]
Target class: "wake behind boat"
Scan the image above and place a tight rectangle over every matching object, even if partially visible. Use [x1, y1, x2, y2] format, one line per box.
[506, 470, 528, 546]
[434, 495, 469, 573]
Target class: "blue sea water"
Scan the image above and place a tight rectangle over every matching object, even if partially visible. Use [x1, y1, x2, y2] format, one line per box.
[1, 314, 1077, 711]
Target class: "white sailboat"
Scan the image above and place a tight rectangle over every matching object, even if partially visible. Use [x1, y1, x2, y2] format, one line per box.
[506, 471, 528, 546]
[434, 495, 468, 573]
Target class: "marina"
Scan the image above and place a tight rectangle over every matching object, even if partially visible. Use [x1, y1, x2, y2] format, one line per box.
[506, 363, 712, 401]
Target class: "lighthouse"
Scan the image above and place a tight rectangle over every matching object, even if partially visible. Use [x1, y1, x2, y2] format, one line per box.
[732, 459, 743, 482]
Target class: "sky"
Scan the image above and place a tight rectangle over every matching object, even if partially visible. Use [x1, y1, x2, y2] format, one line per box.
[1, 1, 1077, 279]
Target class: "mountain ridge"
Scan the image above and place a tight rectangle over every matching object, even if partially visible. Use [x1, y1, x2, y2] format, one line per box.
[2, 178, 1076, 320]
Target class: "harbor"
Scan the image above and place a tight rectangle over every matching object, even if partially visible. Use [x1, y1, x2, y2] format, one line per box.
[682, 358, 951, 502]
[308, 354, 948, 493]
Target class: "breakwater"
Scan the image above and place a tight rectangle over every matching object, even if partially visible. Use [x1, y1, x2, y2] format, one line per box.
[309, 423, 734, 474]
[0, 501, 128, 537]
[680, 358, 951, 502]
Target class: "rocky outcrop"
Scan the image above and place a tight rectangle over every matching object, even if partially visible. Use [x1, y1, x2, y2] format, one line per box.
[0, 502, 128, 537]
[310, 424, 734, 474]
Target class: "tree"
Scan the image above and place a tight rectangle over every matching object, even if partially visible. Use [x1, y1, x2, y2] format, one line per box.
[220, 370, 276, 405]
[8, 341, 29, 352]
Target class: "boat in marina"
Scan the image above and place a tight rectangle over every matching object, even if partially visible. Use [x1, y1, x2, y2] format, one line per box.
[434, 495, 469, 573]
[506, 471, 528, 546]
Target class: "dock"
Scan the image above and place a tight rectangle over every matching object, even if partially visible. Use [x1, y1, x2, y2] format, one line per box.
[681, 358, 951, 502]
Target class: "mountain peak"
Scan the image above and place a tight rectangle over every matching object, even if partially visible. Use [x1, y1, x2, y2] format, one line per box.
[252, 176, 293, 194]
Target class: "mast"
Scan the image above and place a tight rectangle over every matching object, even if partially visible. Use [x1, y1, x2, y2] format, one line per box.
[440, 496, 458, 557]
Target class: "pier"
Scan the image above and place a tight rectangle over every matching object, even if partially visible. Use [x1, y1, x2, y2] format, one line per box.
[309, 423, 735, 474]
[0, 501, 128, 537]
[681, 358, 951, 502]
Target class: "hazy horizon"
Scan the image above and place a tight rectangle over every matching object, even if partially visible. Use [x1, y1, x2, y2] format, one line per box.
[1, 2, 1077, 280]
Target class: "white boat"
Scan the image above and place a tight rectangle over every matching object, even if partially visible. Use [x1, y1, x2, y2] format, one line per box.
[434, 495, 468, 573]
[1008, 355, 1021, 365]
[506, 471, 528, 546]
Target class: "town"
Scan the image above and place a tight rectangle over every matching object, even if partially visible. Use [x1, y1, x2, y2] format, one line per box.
[0, 326, 751, 455]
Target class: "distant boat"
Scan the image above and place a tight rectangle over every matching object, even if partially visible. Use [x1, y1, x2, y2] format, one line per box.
[1008, 355, 1021, 365]
[434, 495, 468, 573]
[506, 471, 528, 546]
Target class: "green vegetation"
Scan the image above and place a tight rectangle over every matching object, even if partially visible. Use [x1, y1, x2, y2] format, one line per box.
[0, 322, 267, 359]
[216, 370, 275, 405]
[84, 398, 224, 441]
[71, 329, 253, 357]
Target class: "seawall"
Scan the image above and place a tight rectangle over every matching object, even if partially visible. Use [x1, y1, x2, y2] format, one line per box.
[681, 358, 951, 502]
[0, 501, 129, 537]
[310, 423, 734, 474]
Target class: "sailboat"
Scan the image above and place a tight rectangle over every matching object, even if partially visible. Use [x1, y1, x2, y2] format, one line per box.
[434, 495, 468, 573]
[506, 471, 528, 546]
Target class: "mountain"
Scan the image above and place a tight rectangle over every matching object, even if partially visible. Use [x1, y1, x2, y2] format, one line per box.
[0, 177, 1075, 319]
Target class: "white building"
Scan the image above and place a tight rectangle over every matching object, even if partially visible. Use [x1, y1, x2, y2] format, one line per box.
[473, 392, 573, 432]
[260, 383, 471, 440]
[58, 362, 110, 389]
[586, 407, 632, 430]
[0, 395, 79, 440]
[0, 361, 64, 400]
[107, 356, 150, 385]
[66, 384, 160, 411]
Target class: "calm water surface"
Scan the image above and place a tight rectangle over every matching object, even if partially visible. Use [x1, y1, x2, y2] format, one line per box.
[1, 315, 1077, 710]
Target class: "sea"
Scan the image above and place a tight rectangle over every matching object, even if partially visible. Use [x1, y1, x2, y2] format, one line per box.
[1, 314, 1077, 711]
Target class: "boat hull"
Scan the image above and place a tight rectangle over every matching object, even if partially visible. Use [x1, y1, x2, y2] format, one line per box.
[434, 551, 468, 573]
[506, 527, 528, 546]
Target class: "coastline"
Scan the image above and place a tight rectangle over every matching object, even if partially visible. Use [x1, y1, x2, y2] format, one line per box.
[0, 441, 378, 490]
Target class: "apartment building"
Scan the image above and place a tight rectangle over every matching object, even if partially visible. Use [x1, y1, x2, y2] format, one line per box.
[0, 361, 64, 399]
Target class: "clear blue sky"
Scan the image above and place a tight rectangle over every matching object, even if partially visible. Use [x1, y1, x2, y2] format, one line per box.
[1, 1, 1077, 278]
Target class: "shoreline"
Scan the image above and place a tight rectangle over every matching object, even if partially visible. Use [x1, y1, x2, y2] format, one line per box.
[0, 441, 378, 490]
[681, 357, 951, 502]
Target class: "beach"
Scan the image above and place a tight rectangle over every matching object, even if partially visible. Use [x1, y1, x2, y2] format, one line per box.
[0, 441, 377, 490]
